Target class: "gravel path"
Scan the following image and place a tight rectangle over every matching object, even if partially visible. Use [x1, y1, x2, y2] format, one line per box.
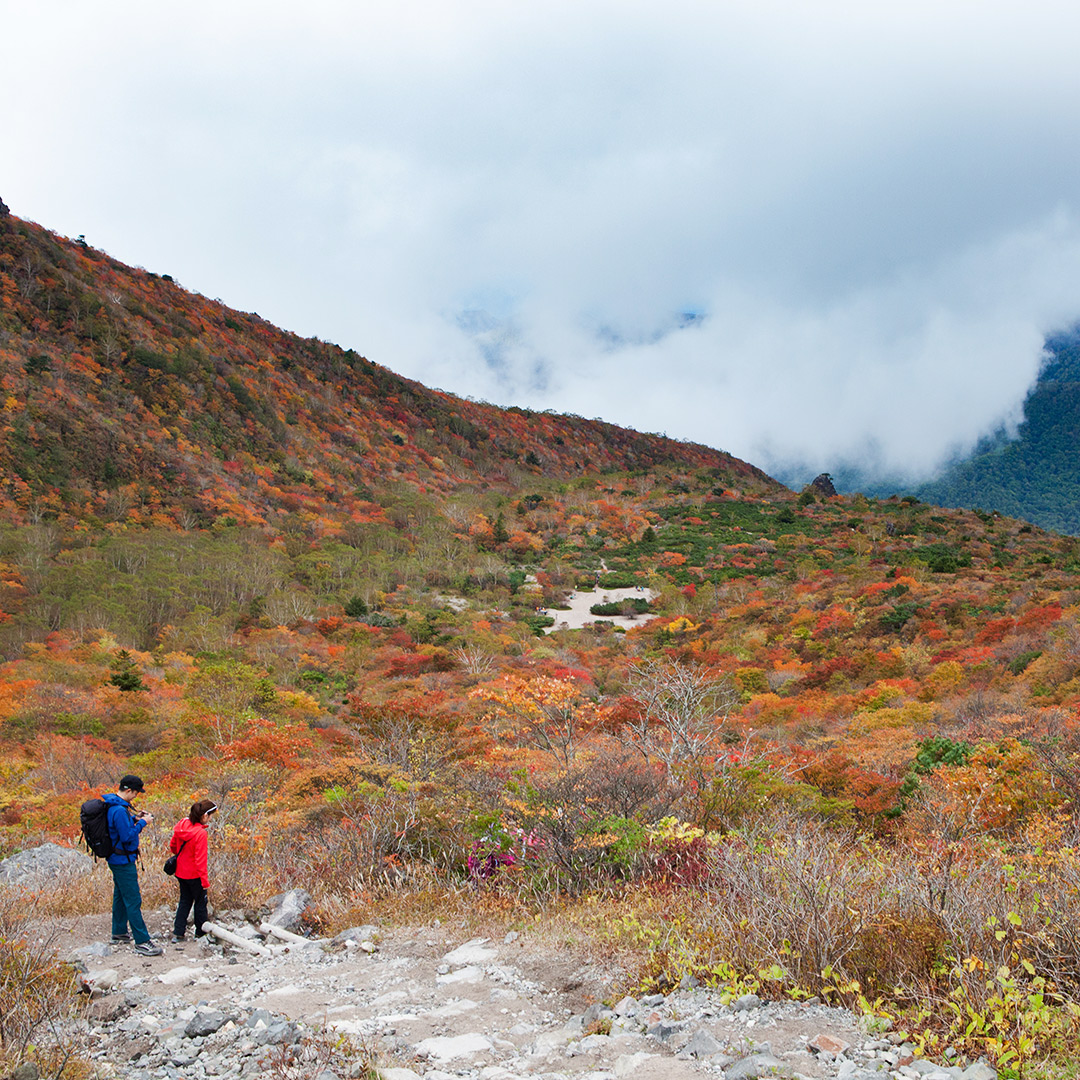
[53, 907, 999, 1080]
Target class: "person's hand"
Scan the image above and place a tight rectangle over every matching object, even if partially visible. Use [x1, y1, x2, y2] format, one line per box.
[141, 812, 154, 825]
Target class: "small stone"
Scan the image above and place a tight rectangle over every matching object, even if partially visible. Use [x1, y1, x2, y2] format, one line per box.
[684, 1029, 723, 1057]
[186, 1009, 229, 1037]
[679, 973, 700, 990]
[961, 1064, 998, 1080]
[646, 1020, 685, 1042]
[257, 1020, 299, 1046]
[578, 1033, 612, 1051]
[614, 995, 639, 1016]
[70, 942, 111, 962]
[583, 1003, 614, 1025]
[246, 1008, 274, 1028]
[810, 1033, 852, 1055]
[332, 924, 379, 946]
[610, 1015, 642, 1036]
[726, 1050, 792, 1079]
[733, 993, 763, 1012]
[78, 968, 119, 995]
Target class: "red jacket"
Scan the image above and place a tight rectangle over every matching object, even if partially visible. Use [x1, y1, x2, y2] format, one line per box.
[169, 818, 210, 887]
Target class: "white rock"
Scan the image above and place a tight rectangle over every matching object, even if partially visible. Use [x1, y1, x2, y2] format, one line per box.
[0, 841, 93, 883]
[377, 1070, 423, 1080]
[616, 1051, 656, 1077]
[579, 1034, 613, 1051]
[430, 998, 480, 1017]
[415, 1033, 494, 1061]
[531, 1025, 580, 1054]
[436, 965, 484, 986]
[266, 984, 304, 997]
[371, 991, 409, 1008]
[326, 1020, 364, 1036]
[81, 968, 120, 992]
[157, 966, 203, 986]
[443, 938, 498, 965]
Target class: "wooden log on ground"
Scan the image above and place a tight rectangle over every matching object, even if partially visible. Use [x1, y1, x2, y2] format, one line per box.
[259, 922, 325, 946]
[201, 921, 272, 956]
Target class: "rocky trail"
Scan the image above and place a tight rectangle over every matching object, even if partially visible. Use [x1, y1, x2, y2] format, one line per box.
[54, 898, 999, 1080]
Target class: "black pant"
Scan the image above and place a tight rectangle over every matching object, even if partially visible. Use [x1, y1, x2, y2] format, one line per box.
[174, 877, 208, 938]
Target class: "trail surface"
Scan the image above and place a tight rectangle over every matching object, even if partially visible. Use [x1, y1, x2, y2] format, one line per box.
[55, 907, 997, 1080]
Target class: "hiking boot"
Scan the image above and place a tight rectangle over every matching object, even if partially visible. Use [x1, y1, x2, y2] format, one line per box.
[110, 934, 131, 945]
[133, 941, 163, 957]
[170, 934, 185, 944]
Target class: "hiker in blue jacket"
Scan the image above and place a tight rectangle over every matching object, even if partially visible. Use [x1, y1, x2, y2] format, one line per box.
[104, 774, 163, 956]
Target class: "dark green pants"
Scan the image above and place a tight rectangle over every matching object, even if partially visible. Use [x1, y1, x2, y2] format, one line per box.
[109, 860, 150, 944]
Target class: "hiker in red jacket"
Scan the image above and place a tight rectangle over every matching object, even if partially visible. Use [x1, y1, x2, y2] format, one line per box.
[169, 799, 217, 944]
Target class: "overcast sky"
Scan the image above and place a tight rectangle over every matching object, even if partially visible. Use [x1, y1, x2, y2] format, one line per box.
[7, 1, 1080, 484]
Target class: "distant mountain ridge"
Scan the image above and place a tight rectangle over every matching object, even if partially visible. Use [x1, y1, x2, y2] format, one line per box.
[0, 201, 778, 530]
[912, 328, 1080, 534]
[769, 328, 1080, 535]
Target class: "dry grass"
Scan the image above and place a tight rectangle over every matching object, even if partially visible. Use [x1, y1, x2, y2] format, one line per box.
[11, 808, 1080, 1071]
[0, 889, 92, 1079]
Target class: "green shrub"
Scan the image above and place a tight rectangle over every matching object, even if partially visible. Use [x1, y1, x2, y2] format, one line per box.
[344, 596, 369, 618]
[1008, 650, 1042, 676]
[914, 544, 972, 573]
[525, 614, 555, 636]
[912, 735, 972, 773]
[589, 599, 650, 616]
[598, 573, 637, 588]
[881, 603, 920, 632]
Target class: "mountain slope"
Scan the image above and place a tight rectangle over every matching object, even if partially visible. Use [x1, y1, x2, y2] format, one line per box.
[0, 199, 778, 530]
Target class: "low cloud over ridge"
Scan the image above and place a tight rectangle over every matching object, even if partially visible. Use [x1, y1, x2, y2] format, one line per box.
[7, 1, 1080, 482]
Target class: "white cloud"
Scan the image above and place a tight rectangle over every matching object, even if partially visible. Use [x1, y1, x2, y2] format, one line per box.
[6, 0, 1080, 482]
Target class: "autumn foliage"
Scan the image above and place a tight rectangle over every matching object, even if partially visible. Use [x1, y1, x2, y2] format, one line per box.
[4, 203, 1080, 1070]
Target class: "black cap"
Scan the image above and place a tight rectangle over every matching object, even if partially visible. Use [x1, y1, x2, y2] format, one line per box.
[119, 774, 145, 793]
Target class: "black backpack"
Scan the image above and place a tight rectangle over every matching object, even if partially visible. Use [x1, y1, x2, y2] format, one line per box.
[80, 798, 113, 858]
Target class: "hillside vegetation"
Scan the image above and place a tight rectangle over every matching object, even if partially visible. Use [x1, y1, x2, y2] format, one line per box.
[0, 199, 767, 531]
[2, 200, 1080, 1076]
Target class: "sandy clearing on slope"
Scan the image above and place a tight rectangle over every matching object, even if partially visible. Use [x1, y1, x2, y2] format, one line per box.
[542, 587, 656, 633]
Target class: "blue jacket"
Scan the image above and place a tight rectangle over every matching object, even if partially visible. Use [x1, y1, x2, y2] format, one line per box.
[104, 792, 147, 865]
